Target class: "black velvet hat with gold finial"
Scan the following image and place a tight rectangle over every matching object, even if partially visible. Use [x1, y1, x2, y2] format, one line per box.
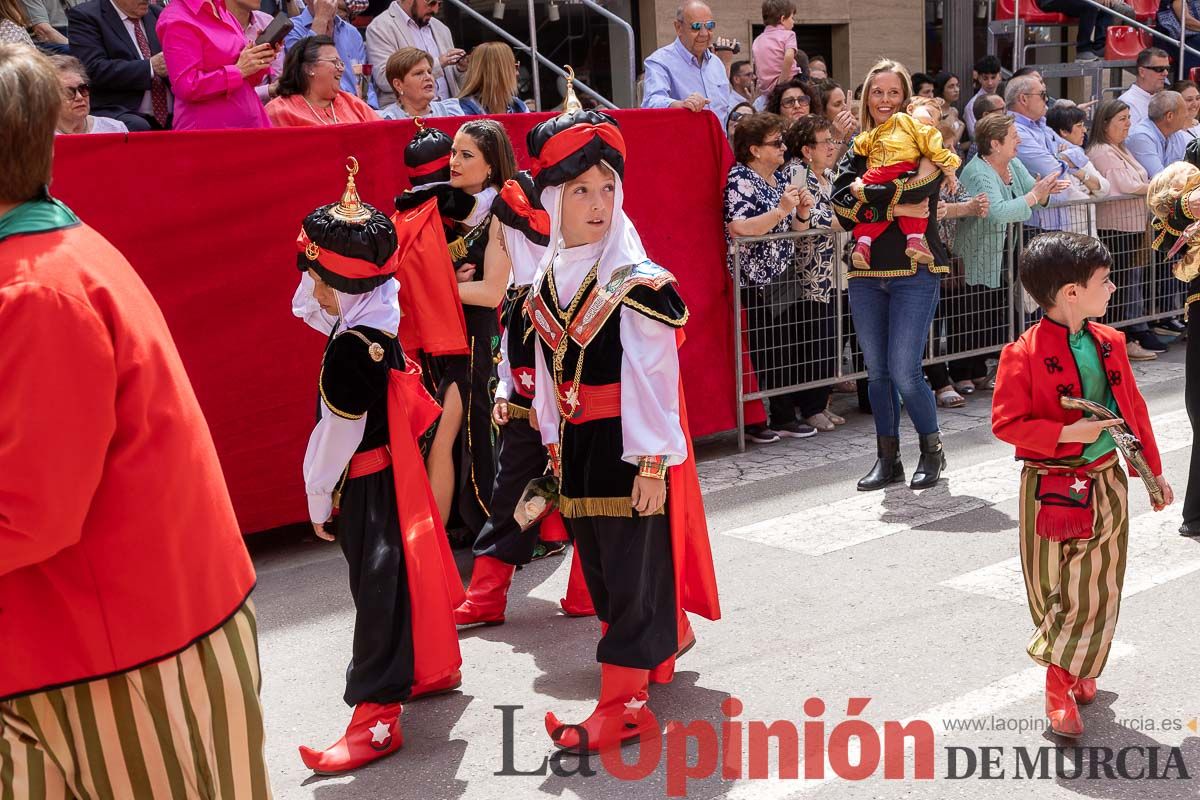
[527, 66, 626, 194]
[296, 157, 398, 294]
[404, 117, 453, 186]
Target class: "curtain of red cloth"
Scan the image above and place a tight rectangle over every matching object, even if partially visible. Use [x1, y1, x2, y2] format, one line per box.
[49, 109, 746, 533]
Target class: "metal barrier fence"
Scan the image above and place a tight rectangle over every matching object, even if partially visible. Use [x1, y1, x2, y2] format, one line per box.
[730, 194, 1186, 451]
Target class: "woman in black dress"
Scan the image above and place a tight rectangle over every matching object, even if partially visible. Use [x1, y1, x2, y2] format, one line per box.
[418, 120, 516, 545]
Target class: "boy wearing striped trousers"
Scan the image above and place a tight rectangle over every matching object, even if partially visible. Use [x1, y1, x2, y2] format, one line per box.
[992, 231, 1173, 738]
[0, 46, 269, 798]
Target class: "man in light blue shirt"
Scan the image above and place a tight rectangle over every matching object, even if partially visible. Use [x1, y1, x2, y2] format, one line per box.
[1006, 74, 1070, 231]
[1126, 90, 1191, 177]
[641, 0, 740, 128]
[286, 0, 378, 108]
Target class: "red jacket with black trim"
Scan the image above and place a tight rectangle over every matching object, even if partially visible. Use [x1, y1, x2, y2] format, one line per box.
[991, 317, 1162, 477]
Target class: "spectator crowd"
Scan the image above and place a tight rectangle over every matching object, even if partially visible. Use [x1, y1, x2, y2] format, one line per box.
[5, 0, 1196, 450]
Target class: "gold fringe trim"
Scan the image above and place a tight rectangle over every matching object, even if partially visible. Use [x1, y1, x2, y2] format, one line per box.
[560, 494, 667, 518]
[507, 404, 531, 420]
[847, 264, 950, 279]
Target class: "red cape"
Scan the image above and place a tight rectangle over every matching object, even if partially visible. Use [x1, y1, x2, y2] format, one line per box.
[391, 199, 469, 357]
[387, 357, 465, 688]
[669, 329, 721, 622]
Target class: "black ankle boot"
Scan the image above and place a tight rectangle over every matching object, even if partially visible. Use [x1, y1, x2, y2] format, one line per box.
[858, 435, 904, 491]
[910, 432, 946, 489]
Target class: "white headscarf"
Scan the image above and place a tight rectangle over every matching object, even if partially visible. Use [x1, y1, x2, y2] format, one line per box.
[293, 272, 400, 336]
[535, 162, 647, 294]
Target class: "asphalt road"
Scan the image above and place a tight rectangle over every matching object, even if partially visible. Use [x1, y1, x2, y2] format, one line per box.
[248, 345, 1200, 800]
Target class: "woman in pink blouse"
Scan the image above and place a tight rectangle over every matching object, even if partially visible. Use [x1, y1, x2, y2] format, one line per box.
[1086, 98, 1155, 361]
[158, 0, 278, 130]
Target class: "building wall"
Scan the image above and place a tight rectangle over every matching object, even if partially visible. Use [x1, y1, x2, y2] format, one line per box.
[637, 0, 926, 91]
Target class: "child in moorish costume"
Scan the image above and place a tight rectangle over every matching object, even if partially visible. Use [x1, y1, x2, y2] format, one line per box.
[992, 231, 1172, 738]
[292, 162, 463, 774]
[526, 109, 721, 751]
[453, 166, 596, 625]
[1147, 161, 1200, 538]
[849, 95, 960, 269]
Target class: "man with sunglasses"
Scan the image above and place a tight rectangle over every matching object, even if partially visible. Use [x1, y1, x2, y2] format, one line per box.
[1007, 73, 1073, 236]
[642, 0, 740, 126]
[1119, 47, 1171, 126]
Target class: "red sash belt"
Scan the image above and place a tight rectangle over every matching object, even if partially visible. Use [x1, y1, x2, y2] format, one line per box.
[348, 445, 391, 479]
[560, 382, 621, 424]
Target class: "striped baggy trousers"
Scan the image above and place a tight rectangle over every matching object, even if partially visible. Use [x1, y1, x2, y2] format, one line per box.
[1019, 456, 1130, 680]
[0, 601, 271, 800]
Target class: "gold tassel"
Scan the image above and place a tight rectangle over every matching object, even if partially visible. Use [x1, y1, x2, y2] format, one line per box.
[448, 236, 468, 262]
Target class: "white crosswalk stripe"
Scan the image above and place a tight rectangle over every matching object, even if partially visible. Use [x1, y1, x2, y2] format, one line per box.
[721, 409, 1192, 556]
[941, 508, 1200, 604]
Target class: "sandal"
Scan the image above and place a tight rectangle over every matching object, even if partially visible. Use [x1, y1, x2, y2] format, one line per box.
[972, 376, 995, 391]
[825, 409, 847, 426]
[936, 387, 966, 408]
[804, 412, 837, 432]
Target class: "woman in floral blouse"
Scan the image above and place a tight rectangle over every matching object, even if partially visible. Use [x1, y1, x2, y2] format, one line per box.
[725, 111, 816, 442]
[780, 113, 847, 432]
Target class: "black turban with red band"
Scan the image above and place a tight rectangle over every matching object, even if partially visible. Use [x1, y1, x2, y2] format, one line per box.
[527, 109, 626, 194]
[296, 204, 399, 295]
[405, 124, 453, 186]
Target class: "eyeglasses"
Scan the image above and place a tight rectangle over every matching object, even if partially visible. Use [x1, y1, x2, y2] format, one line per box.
[315, 57, 345, 69]
[780, 96, 809, 108]
[1022, 90, 1048, 100]
[1142, 64, 1170, 73]
[728, 110, 747, 124]
[761, 138, 786, 149]
[61, 82, 91, 99]
[688, 20, 716, 30]
[814, 137, 836, 147]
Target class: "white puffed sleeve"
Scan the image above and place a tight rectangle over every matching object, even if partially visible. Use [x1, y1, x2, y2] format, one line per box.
[619, 307, 688, 466]
[292, 273, 338, 336]
[302, 405, 367, 523]
[532, 339, 561, 446]
[495, 327, 512, 401]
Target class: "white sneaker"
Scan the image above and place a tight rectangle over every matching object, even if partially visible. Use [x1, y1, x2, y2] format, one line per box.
[1127, 340, 1158, 361]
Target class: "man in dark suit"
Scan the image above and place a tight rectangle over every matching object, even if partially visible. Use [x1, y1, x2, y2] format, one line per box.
[67, 0, 173, 131]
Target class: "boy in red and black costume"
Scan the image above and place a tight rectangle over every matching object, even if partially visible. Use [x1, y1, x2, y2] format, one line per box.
[526, 109, 721, 752]
[454, 167, 597, 625]
[992, 231, 1172, 738]
[292, 161, 463, 774]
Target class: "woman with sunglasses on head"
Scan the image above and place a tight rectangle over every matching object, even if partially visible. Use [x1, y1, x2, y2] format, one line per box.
[48, 55, 129, 134]
[725, 100, 754, 141]
[266, 35, 377, 126]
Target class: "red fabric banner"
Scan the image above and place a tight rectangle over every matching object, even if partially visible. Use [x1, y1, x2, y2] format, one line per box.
[49, 109, 739, 534]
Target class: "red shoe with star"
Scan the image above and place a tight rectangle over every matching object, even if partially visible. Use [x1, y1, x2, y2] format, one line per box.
[545, 664, 659, 752]
[298, 702, 403, 774]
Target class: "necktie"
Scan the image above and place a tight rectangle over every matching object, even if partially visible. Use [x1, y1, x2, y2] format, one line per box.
[132, 19, 169, 128]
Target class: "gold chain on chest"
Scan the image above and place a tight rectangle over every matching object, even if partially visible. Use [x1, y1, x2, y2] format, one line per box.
[549, 262, 599, 420]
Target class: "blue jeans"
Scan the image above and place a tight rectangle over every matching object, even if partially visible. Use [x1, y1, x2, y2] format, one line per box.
[848, 268, 941, 438]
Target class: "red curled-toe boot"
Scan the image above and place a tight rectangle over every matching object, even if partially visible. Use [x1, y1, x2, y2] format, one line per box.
[650, 613, 697, 684]
[1073, 677, 1097, 705]
[410, 669, 462, 700]
[559, 547, 596, 617]
[545, 664, 659, 752]
[298, 702, 403, 774]
[1045, 665, 1084, 737]
[453, 556, 515, 626]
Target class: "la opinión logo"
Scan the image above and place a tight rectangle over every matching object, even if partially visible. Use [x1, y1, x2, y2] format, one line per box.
[495, 696, 936, 796]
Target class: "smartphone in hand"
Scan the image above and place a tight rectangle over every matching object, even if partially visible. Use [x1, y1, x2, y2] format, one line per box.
[255, 13, 293, 47]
